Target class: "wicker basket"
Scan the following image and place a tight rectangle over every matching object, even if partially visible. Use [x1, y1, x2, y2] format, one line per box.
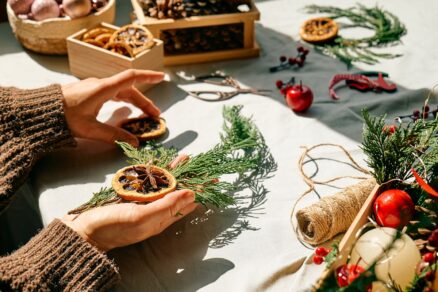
[6, 0, 116, 55]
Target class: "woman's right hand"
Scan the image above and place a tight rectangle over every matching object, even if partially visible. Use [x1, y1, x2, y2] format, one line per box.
[62, 189, 197, 251]
[62, 154, 195, 251]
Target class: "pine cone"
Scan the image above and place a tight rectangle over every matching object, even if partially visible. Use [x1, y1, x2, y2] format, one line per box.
[140, 0, 187, 19]
[409, 204, 438, 252]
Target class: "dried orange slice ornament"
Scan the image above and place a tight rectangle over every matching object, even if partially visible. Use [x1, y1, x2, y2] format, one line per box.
[300, 17, 338, 43]
[104, 41, 135, 58]
[109, 24, 155, 56]
[112, 165, 177, 202]
[120, 117, 166, 141]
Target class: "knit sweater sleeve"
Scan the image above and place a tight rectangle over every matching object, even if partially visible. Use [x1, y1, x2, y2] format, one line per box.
[0, 85, 121, 290]
[0, 219, 121, 291]
[0, 84, 76, 211]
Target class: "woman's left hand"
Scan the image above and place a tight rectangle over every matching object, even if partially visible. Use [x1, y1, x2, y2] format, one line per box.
[61, 69, 164, 147]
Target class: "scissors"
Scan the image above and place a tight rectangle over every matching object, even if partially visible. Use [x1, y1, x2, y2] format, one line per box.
[177, 71, 272, 101]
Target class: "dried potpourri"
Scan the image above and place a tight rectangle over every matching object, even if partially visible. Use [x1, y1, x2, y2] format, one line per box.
[81, 25, 155, 58]
[109, 24, 155, 56]
[112, 164, 176, 202]
[120, 117, 166, 141]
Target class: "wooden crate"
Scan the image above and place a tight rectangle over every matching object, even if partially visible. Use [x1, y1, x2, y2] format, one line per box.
[67, 23, 164, 92]
[315, 184, 381, 290]
[131, 0, 260, 66]
[315, 184, 438, 291]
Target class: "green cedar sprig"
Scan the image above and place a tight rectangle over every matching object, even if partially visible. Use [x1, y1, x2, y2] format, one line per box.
[361, 110, 438, 186]
[305, 4, 407, 66]
[69, 105, 273, 214]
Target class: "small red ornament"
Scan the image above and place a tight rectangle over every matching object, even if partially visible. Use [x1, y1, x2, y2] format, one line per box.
[373, 189, 415, 229]
[315, 247, 330, 257]
[382, 125, 397, 134]
[312, 255, 324, 265]
[336, 264, 365, 287]
[285, 81, 313, 112]
[423, 252, 436, 264]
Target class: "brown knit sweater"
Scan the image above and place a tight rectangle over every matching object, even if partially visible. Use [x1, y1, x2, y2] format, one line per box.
[0, 85, 121, 290]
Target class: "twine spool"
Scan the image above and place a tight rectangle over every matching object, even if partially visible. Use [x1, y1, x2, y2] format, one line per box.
[291, 143, 374, 247]
[296, 178, 376, 246]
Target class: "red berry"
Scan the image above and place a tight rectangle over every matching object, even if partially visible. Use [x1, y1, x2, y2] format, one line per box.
[428, 229, 438, 248]
[426, 270, 435, 281]
[280, 88, 287, 95]
[382, 125, 397, 134]
[336, 265, 349, 287]
[313, 255, 323, 265]
[336, 264, 365, 288]
[288, 58, 296, 65]
[425, 288, 434, 292]
[423, 252, 435, 264]
[413, 109, 420, 117]
[425, 105, 430, 112]
[279, 56, 287, 62]
[303, 48, 310, 55]
[315, 247, 330, 257]
[276, 80, 283, 89]
[296, 58, 304, 67]
[297, 46, 304, 53]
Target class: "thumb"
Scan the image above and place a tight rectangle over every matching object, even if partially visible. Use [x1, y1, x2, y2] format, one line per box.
[89, 121, 139, 147]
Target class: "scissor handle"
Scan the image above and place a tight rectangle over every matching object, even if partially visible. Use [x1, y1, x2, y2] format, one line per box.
[188, 90, 238, 101]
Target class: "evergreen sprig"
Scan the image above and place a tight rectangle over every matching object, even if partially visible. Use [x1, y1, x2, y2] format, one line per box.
[70, 105, 272, 213]
[305, 4, 407, 66]
[361, 110, 438, 185]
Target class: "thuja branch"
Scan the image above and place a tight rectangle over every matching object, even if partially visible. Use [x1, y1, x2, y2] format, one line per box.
[305, 4, 407, 66]
[361, 110, 438, 185]
[69, 105, 273, 214]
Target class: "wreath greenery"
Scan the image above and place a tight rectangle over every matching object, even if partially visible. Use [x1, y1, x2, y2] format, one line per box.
[304, 4, 407, 66]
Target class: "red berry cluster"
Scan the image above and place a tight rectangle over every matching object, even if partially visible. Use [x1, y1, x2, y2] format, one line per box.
[397, 105, 438, 122]
[269, 46, 309, 73]
[312, 246, 330, 265]
[416, 251, 437, 290]
[275, 77, 295, 95]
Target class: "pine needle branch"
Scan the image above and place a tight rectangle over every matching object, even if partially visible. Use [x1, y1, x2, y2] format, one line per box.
[69, 105, 274, 213]
[305, 4, 407, 65]
[361, 110, 438, 185]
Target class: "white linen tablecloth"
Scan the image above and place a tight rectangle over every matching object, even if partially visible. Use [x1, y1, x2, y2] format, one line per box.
[1, 0, 438, 291]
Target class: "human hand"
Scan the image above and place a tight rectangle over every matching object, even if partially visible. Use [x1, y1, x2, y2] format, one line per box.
[62, 189, 197, 251]
[61, 69, 164, 147]
[62, 154, 196, 252]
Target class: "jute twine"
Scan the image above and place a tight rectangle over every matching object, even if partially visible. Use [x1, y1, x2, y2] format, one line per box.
[291, 143, 376, 247]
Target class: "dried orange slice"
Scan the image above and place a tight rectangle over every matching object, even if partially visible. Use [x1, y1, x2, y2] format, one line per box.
[83, 28, 113, 41]
[112, 164, 177, 202]
[109, 24, 155, 56]
[120, 117, 166, 141]
[104, 41, 135, 58]
[300, 17, 338, 43]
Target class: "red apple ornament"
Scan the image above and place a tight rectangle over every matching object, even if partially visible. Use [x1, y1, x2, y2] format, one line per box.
[373, 189, 415, 229]
[285, 81, 313, 112]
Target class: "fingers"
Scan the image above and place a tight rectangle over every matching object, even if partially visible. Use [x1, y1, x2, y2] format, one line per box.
[158, 202, 198, 231]
[86, 120, 139, 147]
[169, 154, 190, 169]
[116, 87, 160, 117]
[100, 69, 164, 99]
[135, 190, 195, 225]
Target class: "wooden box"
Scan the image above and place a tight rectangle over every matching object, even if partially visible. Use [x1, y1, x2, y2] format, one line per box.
[315, 185, 434, 290]
[131, 0, 260, 66]
[315, 184, 381, 290]
[67, 23, 164, 92]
